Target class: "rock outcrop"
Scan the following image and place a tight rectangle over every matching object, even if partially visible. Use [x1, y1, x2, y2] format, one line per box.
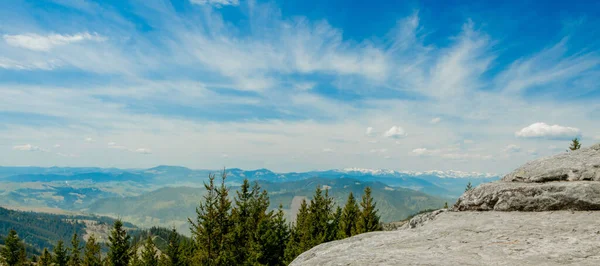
[291, 143, 600, 265]
[455, 143, 600, 211]
[291, 211, 600, 265]
[502, 143, 600, 182]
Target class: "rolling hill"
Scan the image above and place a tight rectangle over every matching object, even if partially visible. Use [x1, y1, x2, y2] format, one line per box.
[85, 177, 447, 235]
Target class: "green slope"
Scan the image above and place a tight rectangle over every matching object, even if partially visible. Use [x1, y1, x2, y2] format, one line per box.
[86, 177, 446, 235]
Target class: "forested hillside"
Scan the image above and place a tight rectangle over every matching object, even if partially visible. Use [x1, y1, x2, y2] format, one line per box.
[0, 207, 136, 255]
[86, 177, 446, 235]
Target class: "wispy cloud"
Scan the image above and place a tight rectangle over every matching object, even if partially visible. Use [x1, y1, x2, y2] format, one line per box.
[190, 0, 239, 8]
[12, 144, 46, 152]
[3, 32, 106, 51]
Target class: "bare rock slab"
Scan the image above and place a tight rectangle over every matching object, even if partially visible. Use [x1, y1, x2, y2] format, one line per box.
[454, 181, 600, 211]
[290, 211, 600, 266]
[502, 143, 600, 183]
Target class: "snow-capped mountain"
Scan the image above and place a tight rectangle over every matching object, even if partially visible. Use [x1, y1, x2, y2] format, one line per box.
[338, 168, 500, 179]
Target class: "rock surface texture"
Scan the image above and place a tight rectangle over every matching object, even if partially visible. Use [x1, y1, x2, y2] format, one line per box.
[291, 211, 600, 266]
[455, 143, 600, 211]
[291, 144, 600, 265]
[502, 143, 600, 182]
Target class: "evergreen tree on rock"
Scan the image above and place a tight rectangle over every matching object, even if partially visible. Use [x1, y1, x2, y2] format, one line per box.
[569, 137, 582, 151]
[107, 220, 132, 266]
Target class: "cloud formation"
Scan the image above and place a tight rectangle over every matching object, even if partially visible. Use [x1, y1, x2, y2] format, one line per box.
[383, 126, 407, 139]
[3, 32, 106, 51]
[515, 122, 581, 139]
[12, 144, 46, 152]
[190, 0, 239, 7]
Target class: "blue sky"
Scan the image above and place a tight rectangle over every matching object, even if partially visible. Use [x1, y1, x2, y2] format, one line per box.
[0, 0, 599, 174]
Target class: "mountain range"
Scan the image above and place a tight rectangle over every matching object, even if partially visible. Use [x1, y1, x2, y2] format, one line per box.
[0, 166, 500, 235]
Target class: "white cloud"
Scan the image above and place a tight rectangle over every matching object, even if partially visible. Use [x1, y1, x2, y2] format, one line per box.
[56, 152, 78, 157]
[412, 148, 436, 156]
[53, 144, 61, 148]
[322, 148, 334, 153]
[515, 122, 581, 139]
[12, 144, 46, 152]
[369, 148, 387, 154]
[430, 117, 441, 124]
[365, 127, 374, 137]
[189, 0, 239, 8]
[135, 148, 152, 154]
[3, 32, 106, 51]
[383, 126, 407, 139]
[84, 137, 95, 142]
[503, 144, 521, 153]
[463, 139, 474, 144]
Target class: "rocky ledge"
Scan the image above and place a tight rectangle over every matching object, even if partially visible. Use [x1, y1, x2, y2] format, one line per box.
[291, 143, 600, 265]
[455, 143, 600, 211]
[290, 211, 600, 265]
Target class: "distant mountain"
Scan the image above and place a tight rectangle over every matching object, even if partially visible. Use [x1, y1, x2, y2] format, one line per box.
[0, 166, 499, 214]
[85, 177, 447, 235]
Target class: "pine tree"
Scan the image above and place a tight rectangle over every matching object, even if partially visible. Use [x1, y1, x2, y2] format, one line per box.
[254, 205, 289, 266]
[140, 236, 158, 266]
[307, 186, 335, 246]
[569, 138, 582, 151]
[107, 220, 132, 266]
[158, 254, 169, 266]
[444, 202, 449, 209]
[284, 199, 309, 264]
[83, 234, 102, 266]
[231, 179, 253, 264]
[54, 240, 69, 266]
[214, 170, 234, 265]
[189, 170, 235, 265]
[465, 182, 473, 192]
[189, 173, 219, 265]
[339, 192, 360, 238]
[166, 228, 182, 266]
[68, 233, 82, 266]
[330, 206, 343, 241]
[0, 229, 26, 266]
[40, 248, 53, 266]
[355, 187, 382, 234]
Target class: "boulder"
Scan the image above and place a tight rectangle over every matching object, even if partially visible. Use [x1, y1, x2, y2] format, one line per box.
[454, 181, 600, 211]
[502, 143, 600, 183]
[290, 211, 600, 265]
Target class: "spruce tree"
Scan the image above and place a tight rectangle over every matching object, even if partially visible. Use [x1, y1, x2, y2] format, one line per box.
[355, 187, 382, 234]
[330, 206, 343, 241]
[231, 179, 253, 264]
[254, 205, 289, 266]
[83, 234, 102, 266]
[40, 248, 53, 266]
[0, 229, 26, 266]
[107, 220, 132, 266]
[189, 170, 234, 265]
[339, 192, 360, 238]
[465, 182, 473, 192]
[166, 228, 182, 266]
[140, 236, 158, 266]
[284, 199, 309, 264]
[214, 170, 234, 265]
[569, 138, 581, 151]
[307, 186, 335, 246]
[68, 232, 82, 266]
[54, 240, 69, 266]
